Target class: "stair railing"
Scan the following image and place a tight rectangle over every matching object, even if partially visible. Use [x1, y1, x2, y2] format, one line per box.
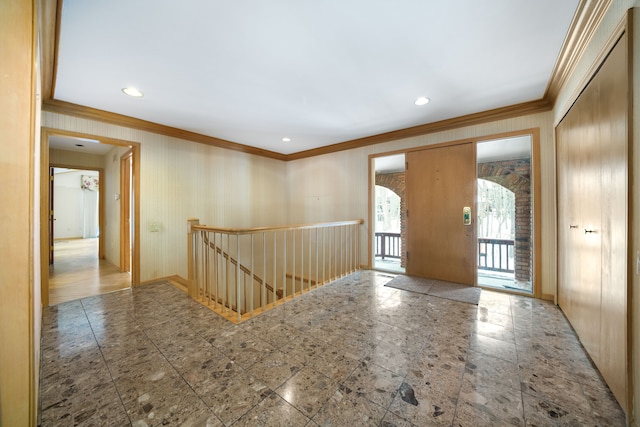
[187, 218, 363, 322]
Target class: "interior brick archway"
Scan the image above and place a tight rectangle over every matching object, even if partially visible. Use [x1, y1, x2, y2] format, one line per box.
[477, 159, 532, 282]
[375, 172, 406, 268]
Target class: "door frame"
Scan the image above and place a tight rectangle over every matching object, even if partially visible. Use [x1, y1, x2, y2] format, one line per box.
[120, 150, 132, 273]
[368, 129, 541, 297]
[40, 128, 141, 307]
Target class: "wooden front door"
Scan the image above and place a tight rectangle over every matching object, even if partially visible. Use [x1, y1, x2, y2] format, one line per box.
[406, 142, 476, 284]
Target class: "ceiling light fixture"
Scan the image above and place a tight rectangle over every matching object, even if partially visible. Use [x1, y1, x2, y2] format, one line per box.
[414, 96, 430, 106]
[282, 137, 291, 142]
[122, 87, 144, 97]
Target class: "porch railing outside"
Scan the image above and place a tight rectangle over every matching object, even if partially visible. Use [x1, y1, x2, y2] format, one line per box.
[187, 218, 363, 322]
[478, 237, 515, 273]
[374, 232, 401, 259]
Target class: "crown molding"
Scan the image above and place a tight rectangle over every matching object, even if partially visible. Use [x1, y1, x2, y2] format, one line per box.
[42, 99, 288, 161]
[44, 97, 551, 162]
[286, 98, 551, 161]
[39, 0, 566, 162]
[37, 0, 61, 102]
[545, 0, 613, 104]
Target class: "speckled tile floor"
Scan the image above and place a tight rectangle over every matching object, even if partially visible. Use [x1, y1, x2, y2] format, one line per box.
[38, 271, 626, 426]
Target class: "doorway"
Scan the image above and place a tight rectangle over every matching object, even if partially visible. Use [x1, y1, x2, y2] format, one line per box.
[41, 129, 141, 306]
[51, 167, 101, 260]
[369, 131, 540, 296]
[476, 135, 534, 294]
[372, 154, 406, 273]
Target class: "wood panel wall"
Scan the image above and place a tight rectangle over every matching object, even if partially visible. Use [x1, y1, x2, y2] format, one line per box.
[0, 0, 39, 425]
[557, 34, 629, 412]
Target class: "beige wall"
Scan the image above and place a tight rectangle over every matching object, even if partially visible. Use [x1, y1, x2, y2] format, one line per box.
[103, 145, 129, 267]
[287, 112, 556, 297]
[552, 3, 639, 424]
[43, 112, 289, 282]
[44, 112, 556, 293]
[0, 0, 39, 425]
[39, 4, 640, 423]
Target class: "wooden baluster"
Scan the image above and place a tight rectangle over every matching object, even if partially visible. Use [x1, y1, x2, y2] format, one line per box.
[250, 234, 254, 316]
[236, 234, 241, 321]
[283, 230, 287, 302]
[273, 231, 277, 304]
[262, 232, 266, 309]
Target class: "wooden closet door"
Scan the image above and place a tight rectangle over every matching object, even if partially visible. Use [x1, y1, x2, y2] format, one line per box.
[595, 35, 628, 410]
[405, 142, 475, 284]
[556, 35, 628, 412]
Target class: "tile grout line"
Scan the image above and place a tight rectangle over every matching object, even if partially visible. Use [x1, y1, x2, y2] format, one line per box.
[80, 297, 134, 426]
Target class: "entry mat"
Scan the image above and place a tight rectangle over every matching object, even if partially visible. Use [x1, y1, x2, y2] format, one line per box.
[383, 274, 481, 305]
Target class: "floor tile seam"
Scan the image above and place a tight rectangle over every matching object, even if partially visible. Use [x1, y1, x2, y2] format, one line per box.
[461, 368, 524, 395]
[457, 366, 527, 426]
[516, 359, 594, 388]
[519, 383, 593, 415]
[82, 298, 135, 427]
[328, 380, 397, 425]
[271, 367, 339, 420]
[467, 345, 517, 366]
[239, 389, 311, 426]
[128, 309, 224, 417]
[519, 390, 607, 425]
[472, 328, 516, 345]
[570, 374, 620, 419]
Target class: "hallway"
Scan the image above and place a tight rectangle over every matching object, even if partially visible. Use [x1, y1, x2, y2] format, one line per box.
[48, 238, 131, 305]
[38, 271, 625, 426]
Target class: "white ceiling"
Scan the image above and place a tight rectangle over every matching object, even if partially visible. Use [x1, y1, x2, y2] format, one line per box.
[49, 134, 113, 155]
[54, 0, 579, 155]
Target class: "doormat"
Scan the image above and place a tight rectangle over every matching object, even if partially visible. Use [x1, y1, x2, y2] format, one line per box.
[384, 275, 481, 305]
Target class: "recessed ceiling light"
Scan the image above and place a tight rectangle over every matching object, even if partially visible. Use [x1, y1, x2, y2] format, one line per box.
[282, 137, 291, 142]
[122, 87, 144, 97]
[414, 96, 430, 106]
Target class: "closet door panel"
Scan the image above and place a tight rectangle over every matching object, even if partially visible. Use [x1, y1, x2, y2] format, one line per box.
[556, 34, 628, 413]
[596, 36, 628, 411]
[557, 120, 583, 328]
[577, 81, 603, 359]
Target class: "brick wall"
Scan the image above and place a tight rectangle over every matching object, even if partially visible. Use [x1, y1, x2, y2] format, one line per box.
[375, 172, 406, 268]
[477, 159, 532, 282]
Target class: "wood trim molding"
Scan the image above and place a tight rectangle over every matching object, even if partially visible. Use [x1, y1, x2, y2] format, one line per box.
[545, 0, 613, 104]
[39, 0, 607, 163]
[286, 99, 551, 160]
[555, 11, 629, 126]
[43, 95, 551, 164]
[37, 0, 61, 102]
[42, 99, 289, 161]
[41, 127, 142, 288]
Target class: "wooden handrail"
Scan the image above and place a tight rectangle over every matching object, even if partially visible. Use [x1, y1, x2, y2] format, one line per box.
[192, 219, 364, 235]
[188, 217, 362, 322]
